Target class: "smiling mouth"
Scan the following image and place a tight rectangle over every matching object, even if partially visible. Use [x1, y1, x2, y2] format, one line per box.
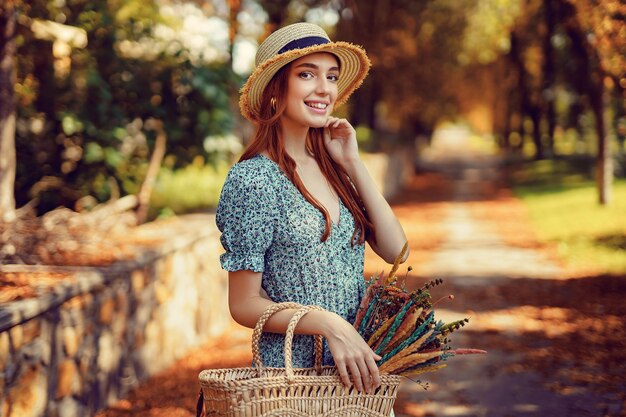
[305, 102, 328, 110]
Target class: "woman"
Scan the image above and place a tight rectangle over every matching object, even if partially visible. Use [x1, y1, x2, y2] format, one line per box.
[216, 22, 409, 395]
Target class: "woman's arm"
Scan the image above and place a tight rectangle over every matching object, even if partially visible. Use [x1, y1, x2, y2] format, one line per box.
[323, 118, 409, 264]
[344, 158, 409, 264]
[229, 269, 381, 393]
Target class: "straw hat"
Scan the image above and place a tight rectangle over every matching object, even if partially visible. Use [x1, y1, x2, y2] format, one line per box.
[239, 22, 371, 122]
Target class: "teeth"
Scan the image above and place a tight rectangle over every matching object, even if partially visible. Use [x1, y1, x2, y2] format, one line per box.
[306, 102, 327, 109]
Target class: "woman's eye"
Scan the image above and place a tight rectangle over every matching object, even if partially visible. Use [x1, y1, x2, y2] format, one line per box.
[299, 72, 314, 79]
[328, 74, 339, 82]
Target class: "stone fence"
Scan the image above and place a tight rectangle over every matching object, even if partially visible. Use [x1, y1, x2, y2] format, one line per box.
[0, 147, 414, 417]
[0, 215, 229, 417]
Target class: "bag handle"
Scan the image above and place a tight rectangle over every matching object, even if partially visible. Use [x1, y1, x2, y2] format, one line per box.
[252, 302, 324, 378]
[284, 305, 325, 383]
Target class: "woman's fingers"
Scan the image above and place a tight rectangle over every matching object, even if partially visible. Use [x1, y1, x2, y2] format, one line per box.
[325, 117, 350, 132]
[347, 360, 364, 392]
[323, 313, 381, 393]
[348, 352, 378, 393]
[323, 127, 331, 143]
[355, 356, 373, 393]
[325, 116, 338, 127]
[335, 359, 352, 389]
[365, 354, 381, 389]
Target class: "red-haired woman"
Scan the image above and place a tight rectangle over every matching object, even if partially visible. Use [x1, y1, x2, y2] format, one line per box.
[216, 22, 409, 396]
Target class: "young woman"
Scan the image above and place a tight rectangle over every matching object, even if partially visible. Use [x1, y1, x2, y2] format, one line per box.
[216, 23, 409, 395]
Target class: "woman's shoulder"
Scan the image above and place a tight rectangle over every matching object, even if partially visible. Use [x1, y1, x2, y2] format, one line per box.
[224, 154, 282, 192]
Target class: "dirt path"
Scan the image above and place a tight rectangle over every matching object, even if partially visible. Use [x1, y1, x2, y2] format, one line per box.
[393, 131, 626, 417]
[98, 131, 626, 417]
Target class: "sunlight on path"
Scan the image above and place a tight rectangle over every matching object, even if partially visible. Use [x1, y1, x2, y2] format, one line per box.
[394, 128, 622, 417]
[420, 127, 563, 284]
[422, 204, 562, 284]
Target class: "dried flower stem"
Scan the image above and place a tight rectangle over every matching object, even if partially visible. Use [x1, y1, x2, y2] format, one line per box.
[381, 350, 443, 374]
[374, 301, 415, 354]
[389, 328, 434, 364]
[379, 311, 434, 361]
[381, 307, 422, 354]
[451, 348, 487, 355]
[367, 310, 400, 346]
[398, 363, 447, 378]
[387, 242, 409, 284]
[440, 318, 470, 336]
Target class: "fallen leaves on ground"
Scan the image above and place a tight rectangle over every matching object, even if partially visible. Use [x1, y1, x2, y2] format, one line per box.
[365, 172, 453, 278]
[96, 325, 252, 417]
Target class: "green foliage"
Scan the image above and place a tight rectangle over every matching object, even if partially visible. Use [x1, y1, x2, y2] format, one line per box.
[14, 0, 241, 214]
[458, 0, 523, 65]
[355, 125, 374, 152]
[511, 159, 626, 273]
[508, 157, 595, 186]
[149, 158, 231, 219]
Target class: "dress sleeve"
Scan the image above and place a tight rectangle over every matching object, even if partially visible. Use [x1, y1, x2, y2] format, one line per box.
[215, 165, 278, 273]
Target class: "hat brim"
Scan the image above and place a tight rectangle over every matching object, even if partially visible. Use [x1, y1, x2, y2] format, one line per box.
[239, 41, 371, 123]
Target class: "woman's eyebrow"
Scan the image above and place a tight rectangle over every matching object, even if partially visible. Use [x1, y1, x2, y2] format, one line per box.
[294, 62, 340, 72]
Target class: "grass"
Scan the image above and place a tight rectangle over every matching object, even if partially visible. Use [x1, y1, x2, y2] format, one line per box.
[511, 158, 626, 274]
[149, 159, 231, 219]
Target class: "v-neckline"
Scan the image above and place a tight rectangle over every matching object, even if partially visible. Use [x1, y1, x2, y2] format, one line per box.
[256, 153, 342, 226]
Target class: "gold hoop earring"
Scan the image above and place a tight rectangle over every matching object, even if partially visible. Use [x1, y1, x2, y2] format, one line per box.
[270, 97, 277, 111]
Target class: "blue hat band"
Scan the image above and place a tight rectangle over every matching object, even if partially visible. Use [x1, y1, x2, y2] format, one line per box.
[277, 36, 330, 54]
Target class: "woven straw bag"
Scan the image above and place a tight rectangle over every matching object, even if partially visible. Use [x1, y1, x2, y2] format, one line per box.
[198, 302, 401, 417]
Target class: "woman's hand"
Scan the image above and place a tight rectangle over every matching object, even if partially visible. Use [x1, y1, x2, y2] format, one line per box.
[320, 311, 382, 393]
[323, 117, 360, 169]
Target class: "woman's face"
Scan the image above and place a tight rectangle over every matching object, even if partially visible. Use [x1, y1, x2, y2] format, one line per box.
[281, 52, 339, 129]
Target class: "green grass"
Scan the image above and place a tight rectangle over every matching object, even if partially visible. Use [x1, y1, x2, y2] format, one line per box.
[149, 159, 231, 219]
[512, 162, 626, 274]
[508, 156, 595, 186]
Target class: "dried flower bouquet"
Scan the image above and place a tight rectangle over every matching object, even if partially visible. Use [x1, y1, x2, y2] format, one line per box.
[354, 243, 486, 379]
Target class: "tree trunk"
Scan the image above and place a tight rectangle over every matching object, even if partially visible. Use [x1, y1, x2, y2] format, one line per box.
[337, 0, 381, 131]
[136, 120, 167, 224]
[542, 0, 556, 156]
[509, 32, 525, 150]
[615, 96, 625, 155]
[560, 0, 612, 204]
[593, 79, 612, 205]
[493, 58, 513, 150]
[0, 0, 17, 223]
[261, 0, 291, 38]
[227, 0, 241, 71]
[530, 106, 544, 159]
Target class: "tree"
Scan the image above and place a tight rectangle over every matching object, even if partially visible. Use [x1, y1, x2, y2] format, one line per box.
[0, 0, 17, 222]
[13, 0, 239, 214]
[561, 0, 624, 204]
[336, 0, 466, 145]
[542, 0, 557, 155]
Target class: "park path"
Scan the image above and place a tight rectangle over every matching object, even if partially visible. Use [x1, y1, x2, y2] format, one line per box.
[98, 128, 626, 417]
[392, 128, 625, 417]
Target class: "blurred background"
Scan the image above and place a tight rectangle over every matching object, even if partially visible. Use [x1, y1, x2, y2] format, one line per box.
[1, 0, 624, 272]
[1, 1, 626, 416]
[1, 0, 623, 215]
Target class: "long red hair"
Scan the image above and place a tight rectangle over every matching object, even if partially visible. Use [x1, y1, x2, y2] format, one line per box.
[239, 64, 374, 245]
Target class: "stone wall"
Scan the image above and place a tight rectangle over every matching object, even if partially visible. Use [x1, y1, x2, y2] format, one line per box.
[361, 145, 415, 200]
[0, 149, 414, 417]
[0, 214, 230, 417]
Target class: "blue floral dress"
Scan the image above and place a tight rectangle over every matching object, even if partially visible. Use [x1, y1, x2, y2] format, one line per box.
[216, 153, 366, 368]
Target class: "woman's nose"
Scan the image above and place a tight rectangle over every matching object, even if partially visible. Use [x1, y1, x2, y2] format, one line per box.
[315, 77, 331, 95]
